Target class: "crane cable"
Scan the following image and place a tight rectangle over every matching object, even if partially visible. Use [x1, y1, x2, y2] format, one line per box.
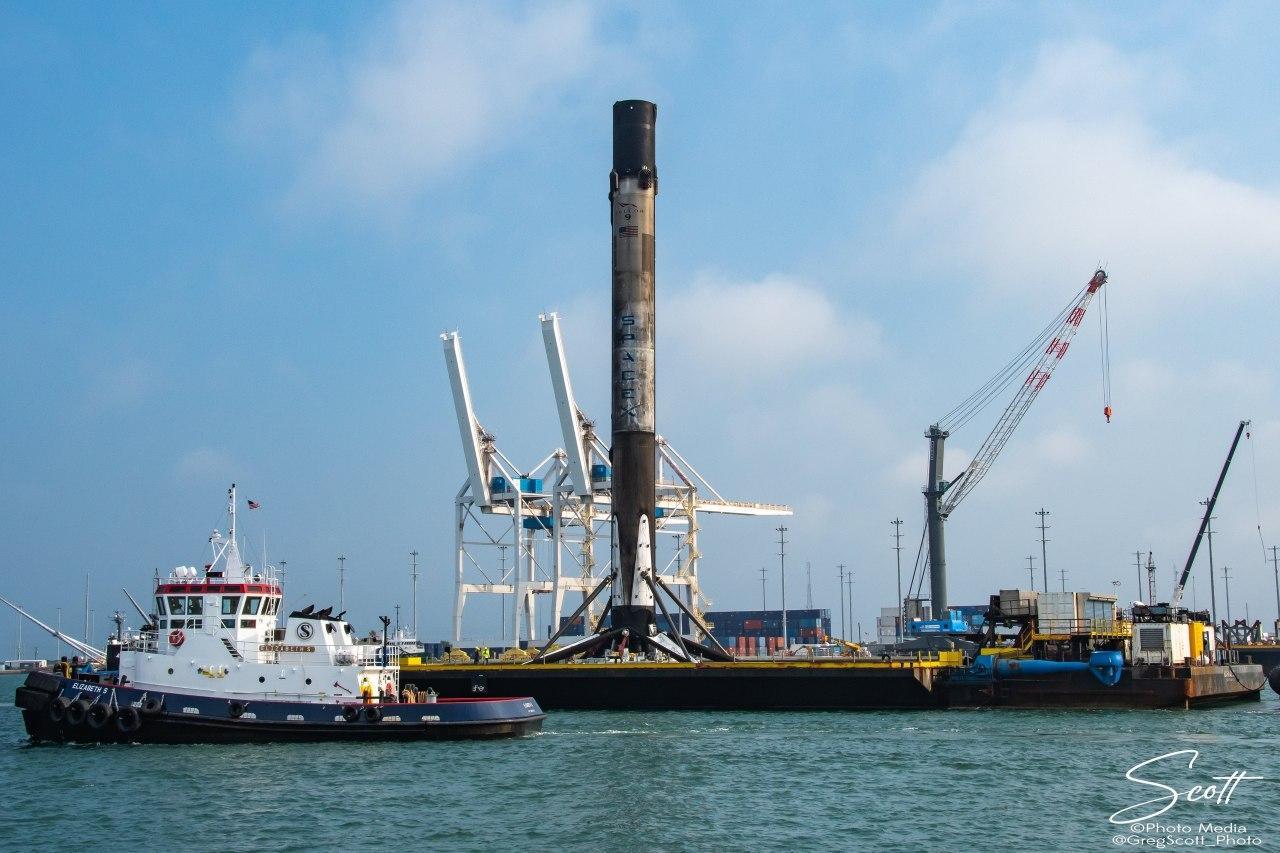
[1249, 425, 1267, 563]
[905, 509, 929, 603]
[937, 288, 1083, 433]
[1098, 279, 1113, 422]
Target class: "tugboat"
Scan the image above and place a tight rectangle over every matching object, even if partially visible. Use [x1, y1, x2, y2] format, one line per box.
[13, 486, 545, 743]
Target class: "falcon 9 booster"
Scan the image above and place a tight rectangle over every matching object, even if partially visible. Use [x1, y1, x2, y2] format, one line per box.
[609, 100, 658, 641]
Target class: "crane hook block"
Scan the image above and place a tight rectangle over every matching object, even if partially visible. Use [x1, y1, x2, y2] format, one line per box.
[1104, 405, 1112, 423]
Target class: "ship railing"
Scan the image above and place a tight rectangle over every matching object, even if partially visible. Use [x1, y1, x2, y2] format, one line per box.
[152, 575, 284, 592]
[121, 629, 160, 654]
[1034, 618, 1131, 638]
[227, 638, 393, 668]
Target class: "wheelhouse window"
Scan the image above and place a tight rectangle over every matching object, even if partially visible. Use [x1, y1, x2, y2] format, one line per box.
[221, 596, 241, 616]
[221, 619, 235, 629]
[155, 597, 166, 615]
[241, 619, 257, 628]
[187, 596, 204, 615]
[167, 596, 186, 616]
[244, 596, 262, 616]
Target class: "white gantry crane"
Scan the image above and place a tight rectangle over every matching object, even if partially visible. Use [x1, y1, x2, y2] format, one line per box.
[441, 314, 791, 647]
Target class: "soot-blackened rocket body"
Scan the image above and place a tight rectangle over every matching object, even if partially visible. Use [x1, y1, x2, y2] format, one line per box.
[610, 100, 658, 640]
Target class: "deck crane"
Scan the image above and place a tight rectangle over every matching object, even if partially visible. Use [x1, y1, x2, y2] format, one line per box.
[1170, 419, 1251, 614]
[922, 269, 1108, 616]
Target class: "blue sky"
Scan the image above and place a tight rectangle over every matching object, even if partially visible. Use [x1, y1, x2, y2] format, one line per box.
[3, 2, 1279, 650]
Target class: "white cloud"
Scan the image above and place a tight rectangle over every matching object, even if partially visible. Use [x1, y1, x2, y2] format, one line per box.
[663, 272, 881, 383]
[236, 1, 599, 213]
[894, 40, 1280, 305]
[1114, 357, 1271, 414]
[889, 446, 972, 489]
[175, 448, 244, 483]
[86, 358, 157, 411]
[1032, 426, 1089, 467]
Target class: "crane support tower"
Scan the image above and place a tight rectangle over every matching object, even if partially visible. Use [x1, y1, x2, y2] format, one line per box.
[924, 269, 1108, 614]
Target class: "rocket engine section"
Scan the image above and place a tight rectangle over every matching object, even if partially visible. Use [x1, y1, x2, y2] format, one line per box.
[610, 100, 658, 642]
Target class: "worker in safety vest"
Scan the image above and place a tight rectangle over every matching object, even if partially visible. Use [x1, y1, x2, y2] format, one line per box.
[359, 677, 373, 704]
[480, 645, 490, 662]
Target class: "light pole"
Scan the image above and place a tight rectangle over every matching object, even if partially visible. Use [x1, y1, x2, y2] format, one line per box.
[891, 518, 904, 642]
[805, 561, 813, 610]
[837, 564, 846, 640]
[1036, 508, 1050, 592]
[410, 549, 420, 640]
[845, 574, 854, 639]
[1146, 553, 1157, 606]
[1201, 499, 1219, 632]
[777, 526, 788, 647]
[1270, 545, 1280, 637]
[1221, 566, 1233, 627]
[759, 567, 768, 612]
[1133, 551, 1144, 602]
[1026, 555, 1037, 590]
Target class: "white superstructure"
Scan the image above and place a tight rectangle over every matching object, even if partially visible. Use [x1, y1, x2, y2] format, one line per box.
[117, 486, 397, 703]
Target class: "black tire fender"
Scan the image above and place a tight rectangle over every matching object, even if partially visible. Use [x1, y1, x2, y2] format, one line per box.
[66, 699, 91, 726]
[116, 705, 142, 734]
[342, 705, 360, 722]
[15, 687, 50, 712]
[47, 695, 72, 723]
[86, 702, 114, 729]
[363, 705, 382, 723]
[228, 701, 247, 719]
[24, 671, 63, 693]
[140, 696, 164, 717]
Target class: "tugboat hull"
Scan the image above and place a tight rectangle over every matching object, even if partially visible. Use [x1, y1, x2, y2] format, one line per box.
[16, 672, 545, 744]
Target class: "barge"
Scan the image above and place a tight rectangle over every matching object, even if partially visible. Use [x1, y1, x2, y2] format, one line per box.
[401, 591, 1267, 711]
[400, 658, 1264, 712]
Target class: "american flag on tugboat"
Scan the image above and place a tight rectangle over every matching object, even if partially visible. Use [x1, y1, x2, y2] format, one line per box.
[247, 499, 261, 510]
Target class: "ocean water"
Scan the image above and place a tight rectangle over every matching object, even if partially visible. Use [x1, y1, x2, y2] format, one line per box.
[1, 675, 1276, 852]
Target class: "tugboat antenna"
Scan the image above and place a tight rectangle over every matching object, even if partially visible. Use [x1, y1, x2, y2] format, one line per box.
[228, 483, 237, 549]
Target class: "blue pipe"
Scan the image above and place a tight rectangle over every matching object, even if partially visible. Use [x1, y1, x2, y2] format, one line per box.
[969, 651, 1124, 686]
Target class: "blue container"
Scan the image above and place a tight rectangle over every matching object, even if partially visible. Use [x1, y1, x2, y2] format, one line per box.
[591, 463, 611, 480]
[490, 476, 509, 493]
[522, 516, 553, 530]
[519, 477, 543, 493]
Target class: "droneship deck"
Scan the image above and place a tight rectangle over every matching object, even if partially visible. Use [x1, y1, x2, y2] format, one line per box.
[400, 658, 1265, 711]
